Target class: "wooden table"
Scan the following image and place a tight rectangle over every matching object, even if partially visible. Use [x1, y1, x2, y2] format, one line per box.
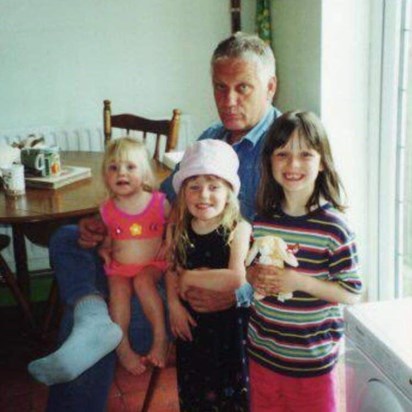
[0, 151, 171, 305]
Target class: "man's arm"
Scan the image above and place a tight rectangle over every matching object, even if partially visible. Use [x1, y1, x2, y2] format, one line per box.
[184, 282, 253, 312]
[184, 287, 236, 313]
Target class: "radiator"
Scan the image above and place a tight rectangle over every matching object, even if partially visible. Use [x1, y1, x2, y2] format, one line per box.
[0, 116, 193, 271]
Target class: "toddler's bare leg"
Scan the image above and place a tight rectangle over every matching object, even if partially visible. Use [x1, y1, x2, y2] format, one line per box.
[133, 267, 168, 368]
[109, 276, 146, 375]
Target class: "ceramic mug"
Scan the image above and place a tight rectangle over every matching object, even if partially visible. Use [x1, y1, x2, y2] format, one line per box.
[21, 148, 46, 176]
[0, 164, 25, 196]
[43, 146, 61, 176]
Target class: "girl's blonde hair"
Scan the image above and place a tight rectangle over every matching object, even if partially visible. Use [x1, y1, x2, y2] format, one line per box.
[169, 175, 242, 268]
[257, 111, 346, 217]
[101, 137, 155, 197]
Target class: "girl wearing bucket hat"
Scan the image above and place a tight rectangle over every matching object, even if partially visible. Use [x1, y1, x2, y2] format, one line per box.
[166, 139, 251, 411]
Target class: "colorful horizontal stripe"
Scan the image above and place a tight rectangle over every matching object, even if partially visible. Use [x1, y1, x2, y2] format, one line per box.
[248, 204, 363, 377]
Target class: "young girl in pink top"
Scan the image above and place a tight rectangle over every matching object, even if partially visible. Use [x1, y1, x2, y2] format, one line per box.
[99, 137, 170, 375]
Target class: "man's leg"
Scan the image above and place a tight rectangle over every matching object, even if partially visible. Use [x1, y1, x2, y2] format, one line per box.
[46, 298, 154, 412]
[42, 225, 154, 411]
[46, 309, 117, 412]
[49, 224, 108, 306]
[29, 295, 122, 385]
[28, 225, 122, 385]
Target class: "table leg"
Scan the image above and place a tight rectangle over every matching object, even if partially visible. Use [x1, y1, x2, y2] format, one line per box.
[0, 252, 36, 329]
[11, 224, 30, 301]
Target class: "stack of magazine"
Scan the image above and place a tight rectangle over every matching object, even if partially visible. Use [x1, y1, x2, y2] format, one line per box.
[25, 165, 91, 189]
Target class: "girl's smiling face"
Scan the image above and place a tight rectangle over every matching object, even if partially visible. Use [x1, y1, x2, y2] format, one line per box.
[271, 130, 323, 202]
[184, 175, 230, 224]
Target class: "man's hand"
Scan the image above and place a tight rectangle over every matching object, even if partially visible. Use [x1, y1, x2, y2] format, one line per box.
[185, 287, 236, 313]
[78, 216, 107, 249]
[247, 264, 300, 296]
[247, 263, 270, 297]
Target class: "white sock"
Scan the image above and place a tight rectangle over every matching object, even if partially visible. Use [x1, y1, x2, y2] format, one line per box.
[28, 296, 122, 385]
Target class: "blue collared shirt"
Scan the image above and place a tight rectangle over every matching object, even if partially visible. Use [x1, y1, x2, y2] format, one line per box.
[160, 106, 281, 306]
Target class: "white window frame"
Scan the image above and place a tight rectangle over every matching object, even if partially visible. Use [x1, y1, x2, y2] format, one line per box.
[369, 0, 410, 300]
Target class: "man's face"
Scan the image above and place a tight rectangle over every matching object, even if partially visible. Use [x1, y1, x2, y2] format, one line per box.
[212, 57, 276, 142]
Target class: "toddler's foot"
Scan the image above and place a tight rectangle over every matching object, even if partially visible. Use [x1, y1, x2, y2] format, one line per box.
[146, 337, 169, 368]
[117, 346, 147, 376]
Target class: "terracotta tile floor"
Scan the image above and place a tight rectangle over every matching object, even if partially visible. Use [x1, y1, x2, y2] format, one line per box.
[0, 306, 179, 412]
[0, 306, 347, 412]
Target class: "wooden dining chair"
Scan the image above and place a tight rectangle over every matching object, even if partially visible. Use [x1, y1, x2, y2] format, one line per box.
[0, 234, 36, 329]
[103, 100, 181, 162]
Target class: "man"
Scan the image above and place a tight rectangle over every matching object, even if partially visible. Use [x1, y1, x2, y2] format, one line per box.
[31, 32, 280, 411]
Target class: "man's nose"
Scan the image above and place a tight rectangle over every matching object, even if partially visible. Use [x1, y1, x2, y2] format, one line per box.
[223, 89, 237, 106]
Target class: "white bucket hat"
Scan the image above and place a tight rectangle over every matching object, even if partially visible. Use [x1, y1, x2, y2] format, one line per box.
[172, 139, 240, 195]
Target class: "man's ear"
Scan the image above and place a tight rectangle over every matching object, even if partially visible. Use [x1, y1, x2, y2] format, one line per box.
[267, 76, 277, 101]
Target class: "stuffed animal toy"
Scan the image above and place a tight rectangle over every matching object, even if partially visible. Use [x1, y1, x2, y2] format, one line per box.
[246, 235, 299, 302]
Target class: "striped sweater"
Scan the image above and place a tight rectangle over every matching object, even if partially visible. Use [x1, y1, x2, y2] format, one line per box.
[247, 203, 363, 377]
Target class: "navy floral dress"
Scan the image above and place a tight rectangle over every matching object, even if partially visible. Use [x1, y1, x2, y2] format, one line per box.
[176, 226, 249, 412]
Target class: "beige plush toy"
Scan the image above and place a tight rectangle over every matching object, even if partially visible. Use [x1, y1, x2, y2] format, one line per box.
[246, 235, 299, 302]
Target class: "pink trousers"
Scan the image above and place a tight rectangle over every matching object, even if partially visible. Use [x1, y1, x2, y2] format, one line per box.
[249, 359, 338, 412]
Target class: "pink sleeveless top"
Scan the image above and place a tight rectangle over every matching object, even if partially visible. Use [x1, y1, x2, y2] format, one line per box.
[100, 191, 166, 240]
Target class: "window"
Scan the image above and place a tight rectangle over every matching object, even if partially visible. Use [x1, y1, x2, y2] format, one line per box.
[373, 0, 412, 299]
[398, 0, 412, 296]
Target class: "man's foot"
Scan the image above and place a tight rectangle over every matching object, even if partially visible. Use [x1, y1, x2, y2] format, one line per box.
[28, 296, 122, 385]
[117, 346, 147, 375]
[146, 337, 169, 368]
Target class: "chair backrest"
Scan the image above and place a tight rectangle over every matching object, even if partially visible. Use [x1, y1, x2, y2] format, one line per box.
[103, 100, 181, 161]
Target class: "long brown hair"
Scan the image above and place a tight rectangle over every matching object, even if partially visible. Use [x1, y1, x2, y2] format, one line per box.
[257, 111, 346, 217]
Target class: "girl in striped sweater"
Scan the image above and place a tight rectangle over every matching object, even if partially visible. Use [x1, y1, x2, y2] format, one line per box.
[247, 111, 363, 412]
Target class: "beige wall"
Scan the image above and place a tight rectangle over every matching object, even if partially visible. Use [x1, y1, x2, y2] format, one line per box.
[0, 0, 234, 139]
[271, 0, 372, 288]
[272, 0, 322, 114]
